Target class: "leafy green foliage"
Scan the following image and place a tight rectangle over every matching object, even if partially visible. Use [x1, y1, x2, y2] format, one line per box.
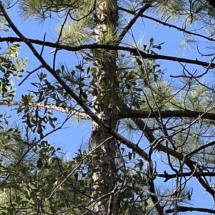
[1, 0, 215, 215]
[0, 43, 27, 99]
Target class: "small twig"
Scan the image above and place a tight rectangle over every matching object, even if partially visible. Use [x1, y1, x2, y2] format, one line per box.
[19, 65, 43, 86]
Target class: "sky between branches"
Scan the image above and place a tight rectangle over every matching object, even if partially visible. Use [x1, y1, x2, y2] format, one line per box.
[2, 3, 214, 212]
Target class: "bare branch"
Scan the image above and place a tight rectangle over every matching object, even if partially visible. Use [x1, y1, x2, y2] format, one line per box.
[118, 4, 151, 43]
[166, 206, 215, 214]
[119, 109, 215, 121]
[0, 100, 89, 118]
[132, 114, 215, 199]
[118, 6, 215, 42]
[156, 171, 215, 182]
[0, 37, 214, 67]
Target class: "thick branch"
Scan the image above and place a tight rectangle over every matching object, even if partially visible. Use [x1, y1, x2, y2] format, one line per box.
[0, 100, 89, 118]
[118, 4, 151, 43]
[156, 171, 215, 182]
[119, 109, 215, 121]
[0, 37, 214, 67]
[166, 206, 215, 214]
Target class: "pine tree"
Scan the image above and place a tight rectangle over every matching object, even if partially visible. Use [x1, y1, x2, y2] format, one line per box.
[1, 0, 215, 214]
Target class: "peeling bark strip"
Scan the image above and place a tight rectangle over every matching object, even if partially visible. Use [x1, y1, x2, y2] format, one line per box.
[89, 0, 119, 214]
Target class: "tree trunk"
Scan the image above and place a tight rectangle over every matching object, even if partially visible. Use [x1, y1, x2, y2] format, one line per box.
[89, 0, 119, 214]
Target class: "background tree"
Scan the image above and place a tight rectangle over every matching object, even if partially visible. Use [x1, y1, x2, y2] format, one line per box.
[0, 0, 215, 214]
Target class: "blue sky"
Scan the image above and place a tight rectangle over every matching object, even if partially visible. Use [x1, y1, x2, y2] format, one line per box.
[2, 3, 214, 212]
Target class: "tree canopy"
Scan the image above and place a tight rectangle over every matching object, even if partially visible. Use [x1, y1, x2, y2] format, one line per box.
[0, 0, 215, 214]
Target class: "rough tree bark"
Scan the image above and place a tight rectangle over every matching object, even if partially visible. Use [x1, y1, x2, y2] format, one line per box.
[89, 0, 119, 214]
